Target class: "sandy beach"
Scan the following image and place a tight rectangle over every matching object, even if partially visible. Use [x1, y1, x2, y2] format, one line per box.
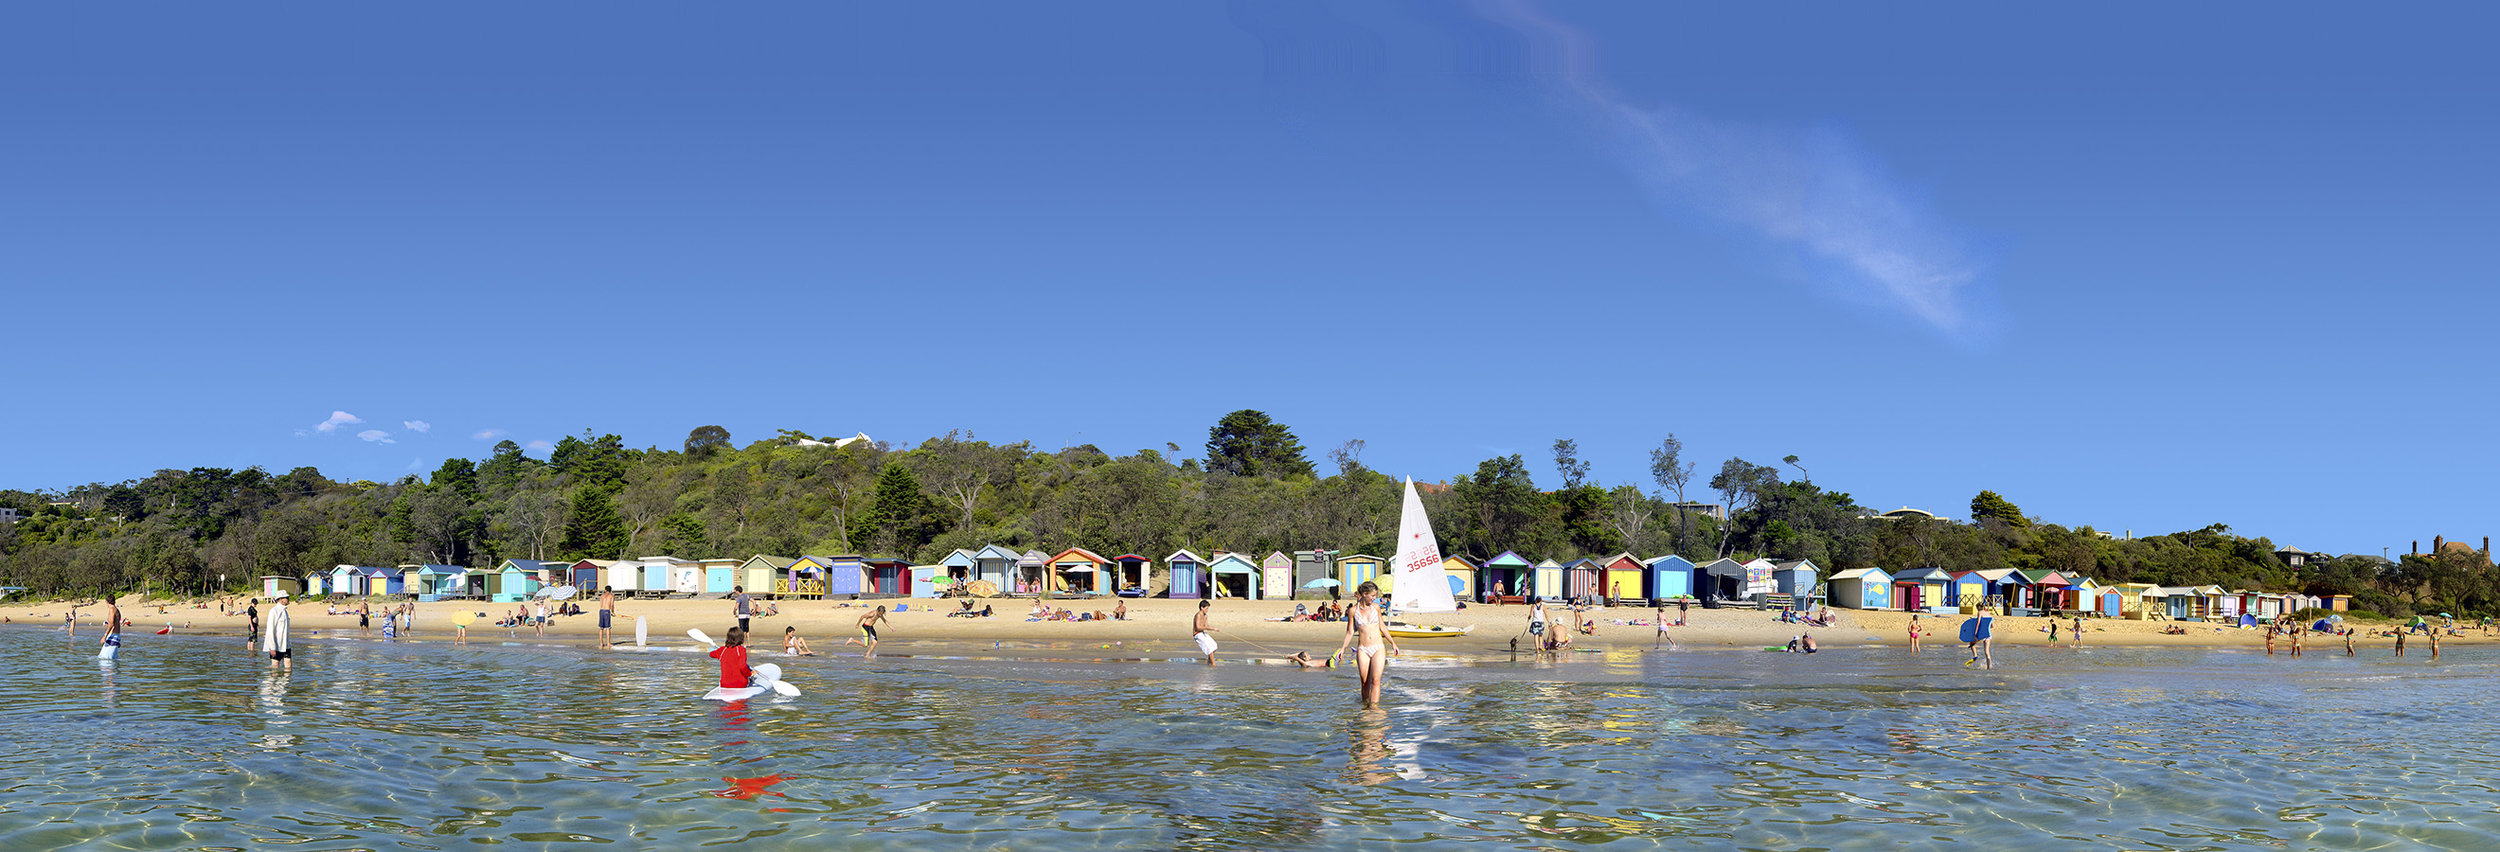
[5, 594, 2475, 658]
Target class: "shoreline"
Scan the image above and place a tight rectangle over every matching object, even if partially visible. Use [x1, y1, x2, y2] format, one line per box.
[6, 595, 2477, 659]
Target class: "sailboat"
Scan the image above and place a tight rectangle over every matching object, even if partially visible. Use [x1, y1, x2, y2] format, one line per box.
[1386, 477, 1469, 636]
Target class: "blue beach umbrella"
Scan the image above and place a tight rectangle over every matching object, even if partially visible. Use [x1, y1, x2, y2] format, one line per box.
[1302, 578, 1341, 590]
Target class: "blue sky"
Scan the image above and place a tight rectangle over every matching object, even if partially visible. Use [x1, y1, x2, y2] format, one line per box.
[5, 2, 2493, 557]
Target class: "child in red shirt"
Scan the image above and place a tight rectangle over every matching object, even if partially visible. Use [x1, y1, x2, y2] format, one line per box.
[709, 626, 753, 688]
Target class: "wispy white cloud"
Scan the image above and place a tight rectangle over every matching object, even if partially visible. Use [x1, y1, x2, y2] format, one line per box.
[356, 429, 395, 444]
[403, 420, 432, 434]
[314, 411, 364, 434]
[525, 440, 553, 453]
[473, 429, 505, 441]
[1479, 0, 1993, 340]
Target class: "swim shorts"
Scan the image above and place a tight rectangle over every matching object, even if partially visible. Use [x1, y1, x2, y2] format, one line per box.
[1194, 631, 1218, 655]
[599, 610, 612, 629]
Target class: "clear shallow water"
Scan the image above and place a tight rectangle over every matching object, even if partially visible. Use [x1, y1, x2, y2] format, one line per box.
[5, 628, 2495, 851]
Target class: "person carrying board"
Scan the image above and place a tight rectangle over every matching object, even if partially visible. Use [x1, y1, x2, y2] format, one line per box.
[709, 626, 754, 688]
[1963, 611, 1994, 669]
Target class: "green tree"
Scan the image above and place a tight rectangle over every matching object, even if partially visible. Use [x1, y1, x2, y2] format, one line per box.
[550, 430, 629, 493]
[685, 425, 732, 459]
[1552, 438, 1590, 489]
[478, 439, 540, 493]
[558, 486, 628, 560]
[854, 462, 939, 556]
[1650, 434, 1697, 552]
[1708, 458, 1780, 557]
[1446, 455, 1542, 558]
[1203, 410, 1315, 478]
[1970, 490, 2028, 528]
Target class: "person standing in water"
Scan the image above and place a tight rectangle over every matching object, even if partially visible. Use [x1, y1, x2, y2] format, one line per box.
[265, 591, 293, 670]
[1908, 613, 1925, 653]
[1192, 599, 1219, 664]
[1966, 610, 1995, 669]
[101, 594, 123, 655]
[734, 586, 752, 634]
[1330, 581, 1399, 707]
[596, 586, 617, 650]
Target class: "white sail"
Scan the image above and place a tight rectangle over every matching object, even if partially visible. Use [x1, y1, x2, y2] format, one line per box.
[1390, 477, 1458, 613]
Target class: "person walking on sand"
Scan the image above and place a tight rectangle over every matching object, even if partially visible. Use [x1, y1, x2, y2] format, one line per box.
[1193, 599, 1219, 664]
[531, 599, 547, 639]
[734, 586, 753, 634]
[843, 606, 889, 657]
[597, 586, 617, 649]
[265, 591, 293, 670]
[1527, 598, 1550, 651]
[2072, 616, 2084, 647]
[1331, 581, 1399, 707]
[1654, 603, 1670, 648]
[2047, 619, 2058, 644]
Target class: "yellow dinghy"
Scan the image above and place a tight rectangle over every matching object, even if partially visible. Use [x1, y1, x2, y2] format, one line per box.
[1384, 623, 1473, 639]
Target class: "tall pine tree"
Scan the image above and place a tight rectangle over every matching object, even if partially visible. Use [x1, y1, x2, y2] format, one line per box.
[559, 486, 628, 559]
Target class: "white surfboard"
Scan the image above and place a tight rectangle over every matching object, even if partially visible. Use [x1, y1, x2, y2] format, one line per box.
[635, 616, 648, 648]
[702, 662, 785, 701]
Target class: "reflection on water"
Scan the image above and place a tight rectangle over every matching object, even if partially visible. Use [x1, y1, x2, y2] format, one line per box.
[0, 629, 2493, 850]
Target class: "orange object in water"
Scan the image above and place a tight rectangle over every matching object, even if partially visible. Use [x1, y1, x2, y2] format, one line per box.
[711, 774, 787, 800]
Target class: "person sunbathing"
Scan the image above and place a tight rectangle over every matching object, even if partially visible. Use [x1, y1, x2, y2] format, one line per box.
[1285, 651, 1333, 668]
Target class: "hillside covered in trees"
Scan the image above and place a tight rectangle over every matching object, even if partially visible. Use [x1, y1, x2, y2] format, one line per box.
[1, 410, 2487, 618]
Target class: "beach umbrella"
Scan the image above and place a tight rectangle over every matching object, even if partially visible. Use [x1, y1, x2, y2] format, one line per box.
[1301, 578, 1340, 590]
[2441, 612, 2453, 618]
[965, 579, 1000, 598]
[551, 586, 579, 600]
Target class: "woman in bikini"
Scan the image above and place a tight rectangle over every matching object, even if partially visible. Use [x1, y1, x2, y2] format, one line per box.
[1331, 581, 1399, 707]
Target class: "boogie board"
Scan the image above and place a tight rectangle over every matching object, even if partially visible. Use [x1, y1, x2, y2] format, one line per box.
[702, 663, 785, 702]
[1959, 616, 1993, 643]
[635, 616, 648, 648]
